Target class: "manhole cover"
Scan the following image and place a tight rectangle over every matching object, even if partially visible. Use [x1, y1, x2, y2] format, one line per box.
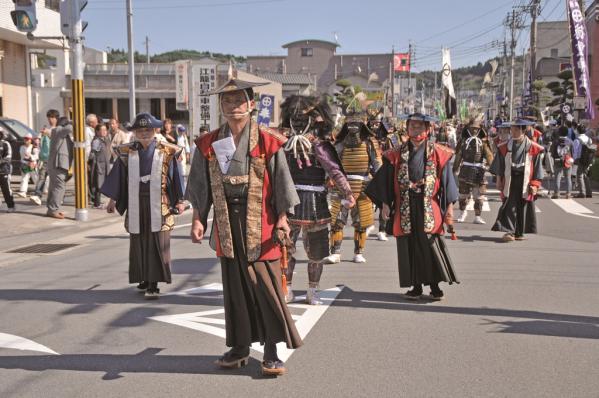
[6, 243, 79, 254]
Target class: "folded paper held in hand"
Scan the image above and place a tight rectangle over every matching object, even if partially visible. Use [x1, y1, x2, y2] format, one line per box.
[211, 136, 236, 174]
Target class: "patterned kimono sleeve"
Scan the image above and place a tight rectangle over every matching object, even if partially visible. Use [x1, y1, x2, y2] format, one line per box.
[269, 148, 301, 216]
[185, 148, 212, 225]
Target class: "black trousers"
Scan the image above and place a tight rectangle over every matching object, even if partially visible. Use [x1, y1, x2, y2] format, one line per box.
[0, 173, 15, 209]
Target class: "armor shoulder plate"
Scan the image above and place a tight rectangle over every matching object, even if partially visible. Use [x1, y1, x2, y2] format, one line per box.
[261, 127, 288, 144]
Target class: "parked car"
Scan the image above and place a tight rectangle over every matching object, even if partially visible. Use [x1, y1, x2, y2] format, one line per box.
[0, 117, 38, 176]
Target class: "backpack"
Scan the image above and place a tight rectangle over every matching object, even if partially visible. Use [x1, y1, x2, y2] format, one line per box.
[579, 140, 597, 169]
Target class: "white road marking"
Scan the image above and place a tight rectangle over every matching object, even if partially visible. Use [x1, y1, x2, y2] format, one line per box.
[163, 282, 223, 296]
[151, 285, 344, 362]
[551, 199, 599, 220]
[0, 333, 59, 355]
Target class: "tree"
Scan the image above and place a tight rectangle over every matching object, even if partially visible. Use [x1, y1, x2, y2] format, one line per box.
[546, 70, 574, 115]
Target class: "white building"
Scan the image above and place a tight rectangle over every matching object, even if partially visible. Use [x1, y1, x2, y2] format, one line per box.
[0, 0, 106, 131]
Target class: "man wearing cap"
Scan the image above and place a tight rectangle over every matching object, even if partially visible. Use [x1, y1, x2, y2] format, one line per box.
[490, 118, 544, 242]
[366, 113, 459, 301]
[185, 78, 302, 376]
[101, 113, 186, 298]
[453, 115, 494, 224]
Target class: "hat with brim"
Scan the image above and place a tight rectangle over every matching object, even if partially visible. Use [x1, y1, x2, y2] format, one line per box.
[507, 118, 536, 127]
[399, 113, 439, 123]
[129, 112, 163, 131]
[207, 78, 269, 96]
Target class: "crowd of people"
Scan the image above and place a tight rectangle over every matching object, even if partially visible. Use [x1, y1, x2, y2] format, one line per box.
[0, 110, 192, 217]
[1, 82, 597, 375]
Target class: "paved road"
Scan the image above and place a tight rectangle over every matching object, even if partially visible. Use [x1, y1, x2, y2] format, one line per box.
[0, 189, 598, 397]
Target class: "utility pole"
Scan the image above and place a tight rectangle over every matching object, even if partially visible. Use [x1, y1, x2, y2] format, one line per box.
[408, 41, 413, 101]
[507, 9, 519, 120]
[391, 45, 395, 117]
[126, 0, 136, 121]
[59, 0, 89, 222]
[529, 0, 540, 82]
[145, 35, 150, 65]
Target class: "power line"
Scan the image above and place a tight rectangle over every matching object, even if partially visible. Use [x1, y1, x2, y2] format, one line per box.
[87, 0, 288, 10]
[414, 0, 514, 44]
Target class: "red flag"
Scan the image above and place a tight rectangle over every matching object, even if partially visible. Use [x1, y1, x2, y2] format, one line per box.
[394, 53, 410, 72]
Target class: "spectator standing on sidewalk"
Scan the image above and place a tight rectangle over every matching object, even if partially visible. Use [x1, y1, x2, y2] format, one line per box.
[85, 114, 98, 159]
[46, 116, 74, 219]
[109, 118, 131, 161]
[15, 133, 38, 198]
[573, 127, 596, 198]
[0, 127, 15, 213]
[30, 109, 58, 206]
[551, 126, 574, 199]
[160, 118, 177, 145]
[89, 124, 112, 209]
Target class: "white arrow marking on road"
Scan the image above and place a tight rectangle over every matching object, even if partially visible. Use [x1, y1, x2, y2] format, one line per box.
[551, 199, 599, 220]
[150, 285, 344, 362]
[0, 333, 59, 355]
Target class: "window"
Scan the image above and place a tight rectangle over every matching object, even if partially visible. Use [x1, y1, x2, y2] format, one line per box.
[550, 48, 558, 58]
[301, 48, 313, 57]
[45, 0, 60, 12]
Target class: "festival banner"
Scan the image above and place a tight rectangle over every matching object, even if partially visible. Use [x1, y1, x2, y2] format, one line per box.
[257, 94, 275, 126]
[394, 53, 410, 72]
[566, 0, 594, 118]
[442, 48, 457, 118]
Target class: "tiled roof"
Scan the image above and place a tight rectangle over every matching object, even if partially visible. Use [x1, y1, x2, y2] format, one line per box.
[255, 72, 313, 85]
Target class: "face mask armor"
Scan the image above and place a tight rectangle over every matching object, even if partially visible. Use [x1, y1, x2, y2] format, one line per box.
[345, 122, 363, 147]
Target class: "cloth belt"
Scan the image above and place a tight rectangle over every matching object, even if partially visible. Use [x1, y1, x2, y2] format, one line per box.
[511, 162, 525, 168]
[295, 184, 326, 192]
[347, 174, 371, 181]
[223, 175, 249, 185]
[463, 161, 485, 168]
[140, 175, 151, 183]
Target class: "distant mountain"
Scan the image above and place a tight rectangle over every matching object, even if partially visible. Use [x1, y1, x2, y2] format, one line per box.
[106, 48, 246, 64]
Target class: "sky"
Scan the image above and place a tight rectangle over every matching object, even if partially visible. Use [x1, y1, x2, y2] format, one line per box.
[83, 0, 569, 71]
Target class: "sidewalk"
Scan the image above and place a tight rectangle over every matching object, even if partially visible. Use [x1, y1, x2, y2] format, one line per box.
[0, 177, 120, 253]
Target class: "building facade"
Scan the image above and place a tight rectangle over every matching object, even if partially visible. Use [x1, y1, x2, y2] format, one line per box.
[246, 39, 393, 95]
[81, 59, 282, 135]
[0, 0, 64, 128]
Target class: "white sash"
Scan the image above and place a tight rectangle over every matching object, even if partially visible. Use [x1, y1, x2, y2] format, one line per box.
[127, 147, 164, 234]
[503, 138, 532, 200]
